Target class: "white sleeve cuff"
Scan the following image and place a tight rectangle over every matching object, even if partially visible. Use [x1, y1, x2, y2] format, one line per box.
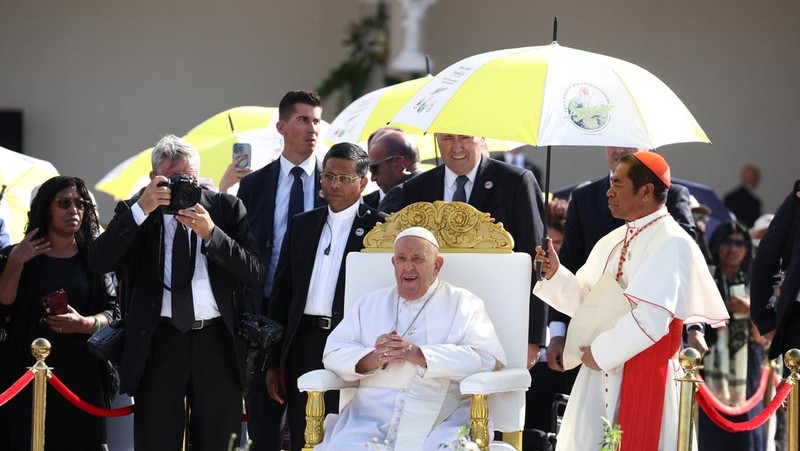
[549, 321, 567, 338]
[131, 202, 148, 226]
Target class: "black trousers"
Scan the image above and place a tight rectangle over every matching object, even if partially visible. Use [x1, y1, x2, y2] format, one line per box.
[285, 323, 338, 451]
[246, 364, 287, 451]
[134, 322, 242, 451]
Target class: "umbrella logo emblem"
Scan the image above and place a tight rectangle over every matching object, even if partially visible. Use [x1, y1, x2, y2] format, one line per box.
[563, 84, 614, 131]
[413, 87, 448, 114]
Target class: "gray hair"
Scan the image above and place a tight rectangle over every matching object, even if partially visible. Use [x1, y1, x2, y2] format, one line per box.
[150, 134, 200, 174]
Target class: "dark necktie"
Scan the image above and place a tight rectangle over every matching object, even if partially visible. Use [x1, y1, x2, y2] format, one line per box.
[453, 175, 468, 203]
[171, 221, 195, 333]
[288, 166, 305, 220]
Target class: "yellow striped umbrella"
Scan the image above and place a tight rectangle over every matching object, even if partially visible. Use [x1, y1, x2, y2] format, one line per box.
[96, 106, 329, 200]
[0, 146, 59, 242]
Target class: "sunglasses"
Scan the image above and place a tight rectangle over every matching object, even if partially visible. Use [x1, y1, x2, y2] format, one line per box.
[720, 237, 747, 248]
[54, 197, 92, 211]
[368, 155, 398, 171]
[321, 172, 360, 185]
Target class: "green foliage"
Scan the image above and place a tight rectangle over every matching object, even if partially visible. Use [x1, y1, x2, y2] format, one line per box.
[598, 417, 622, 451]
[317, 4, 390, 106]
[227, 433, 251, 451]
[438, 426, 479, 450]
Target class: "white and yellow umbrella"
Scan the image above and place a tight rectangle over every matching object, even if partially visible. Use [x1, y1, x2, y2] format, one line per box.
[391, 42, 710, 149]
[390, 41, 711, 279]
[0, 146, 59, 242]
[324, 75, 524, 161]
[96, 106, 330, 200]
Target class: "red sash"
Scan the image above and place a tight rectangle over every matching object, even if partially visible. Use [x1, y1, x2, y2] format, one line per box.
[618, 319, 683, 451]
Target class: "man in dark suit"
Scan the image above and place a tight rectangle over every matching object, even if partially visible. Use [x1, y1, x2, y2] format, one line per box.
[751, 179, 800, 363]
[89, 135, 264, 451]
[548, 147, 695, 374]
[363, 129, 423, 211]
[236, 90, 326, 450]
[724, 163, 762, 228]
[384, 133, 548, 368]
[265, 142, 387, 451]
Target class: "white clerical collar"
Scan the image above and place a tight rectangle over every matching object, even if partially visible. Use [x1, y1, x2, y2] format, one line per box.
[327, 199, 360, 221]
[400, 278, 441, 303]
[279, 153, 316, 178]
[444, 162, 480, 189]
[626, 207, 669, 229]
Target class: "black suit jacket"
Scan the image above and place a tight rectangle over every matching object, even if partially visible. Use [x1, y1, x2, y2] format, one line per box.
[363, 190, 381, 210]
[751, 180, 800, 359]
[395, 157, 548, 345]
[377, 169, 425, 214]
[88, 190, 264, 393]
[237, 158, 326, 313]
[724, 185, 762, 228]
[267, 203, 387, 367]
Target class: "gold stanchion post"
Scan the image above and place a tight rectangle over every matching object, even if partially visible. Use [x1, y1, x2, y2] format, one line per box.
[30, 338, 51, 451]
[785, 348, 800, 451]
[676, 347, 702, 451]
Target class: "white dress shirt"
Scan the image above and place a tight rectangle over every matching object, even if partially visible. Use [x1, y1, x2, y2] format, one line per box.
[265, 154, 318, 297]
[303, 201, 360, 316]
[443, 163, 480, 203]
[131, 203, 219, 320]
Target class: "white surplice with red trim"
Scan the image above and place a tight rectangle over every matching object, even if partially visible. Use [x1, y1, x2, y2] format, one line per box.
[534, 208, 728, 451]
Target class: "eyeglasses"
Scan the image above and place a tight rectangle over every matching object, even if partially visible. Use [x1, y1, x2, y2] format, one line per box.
[368, 155, 398, 172]
[720, 237, 747, 248]
[321, 172, 360, 185]
[54, 197, 92, 211]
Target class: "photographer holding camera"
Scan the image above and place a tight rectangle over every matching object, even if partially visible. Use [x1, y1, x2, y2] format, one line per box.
[89, 135, 264, 451]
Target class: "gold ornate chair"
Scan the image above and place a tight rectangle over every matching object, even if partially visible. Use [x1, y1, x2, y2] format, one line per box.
[298, 201, 532, 451]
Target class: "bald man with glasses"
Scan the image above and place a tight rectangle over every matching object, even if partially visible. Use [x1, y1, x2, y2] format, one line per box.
[362, 129, 423, 211]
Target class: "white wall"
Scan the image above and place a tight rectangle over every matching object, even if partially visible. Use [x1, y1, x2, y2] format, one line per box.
[1, 0, 798, 225]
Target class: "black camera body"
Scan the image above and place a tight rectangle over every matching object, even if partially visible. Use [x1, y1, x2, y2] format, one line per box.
[238, 313, 285, 395]
[238, 312, 284, 350]
[158, 172, 202, 215]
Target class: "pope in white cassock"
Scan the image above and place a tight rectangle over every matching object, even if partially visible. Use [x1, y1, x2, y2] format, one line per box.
[318, 226, 506, 450]
[534, 152, 729, 451]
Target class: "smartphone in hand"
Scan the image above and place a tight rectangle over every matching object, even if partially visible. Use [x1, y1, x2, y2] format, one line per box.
[41, 289, 69, 320]
[233, 143, 252, 168]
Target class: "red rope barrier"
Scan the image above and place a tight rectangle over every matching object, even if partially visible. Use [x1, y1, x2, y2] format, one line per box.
[48, 372, 250, 422]
[48, 373, 134, 417]
[696, 380, 792, 433]
[0, 370, 35, 407]
[697, 366, 772, 416]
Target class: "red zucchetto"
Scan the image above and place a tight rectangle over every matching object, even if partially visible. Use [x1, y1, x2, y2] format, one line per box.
[632, 151, 671, 187]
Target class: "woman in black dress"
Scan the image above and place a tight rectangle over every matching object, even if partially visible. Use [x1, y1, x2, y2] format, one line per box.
[0, 176, 116, 450]
[697, 220, 768, 451]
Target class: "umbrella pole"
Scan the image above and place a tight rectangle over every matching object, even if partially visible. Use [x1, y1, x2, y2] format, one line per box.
[534, 145, 551, 282]
[433, 134, 440, 166]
